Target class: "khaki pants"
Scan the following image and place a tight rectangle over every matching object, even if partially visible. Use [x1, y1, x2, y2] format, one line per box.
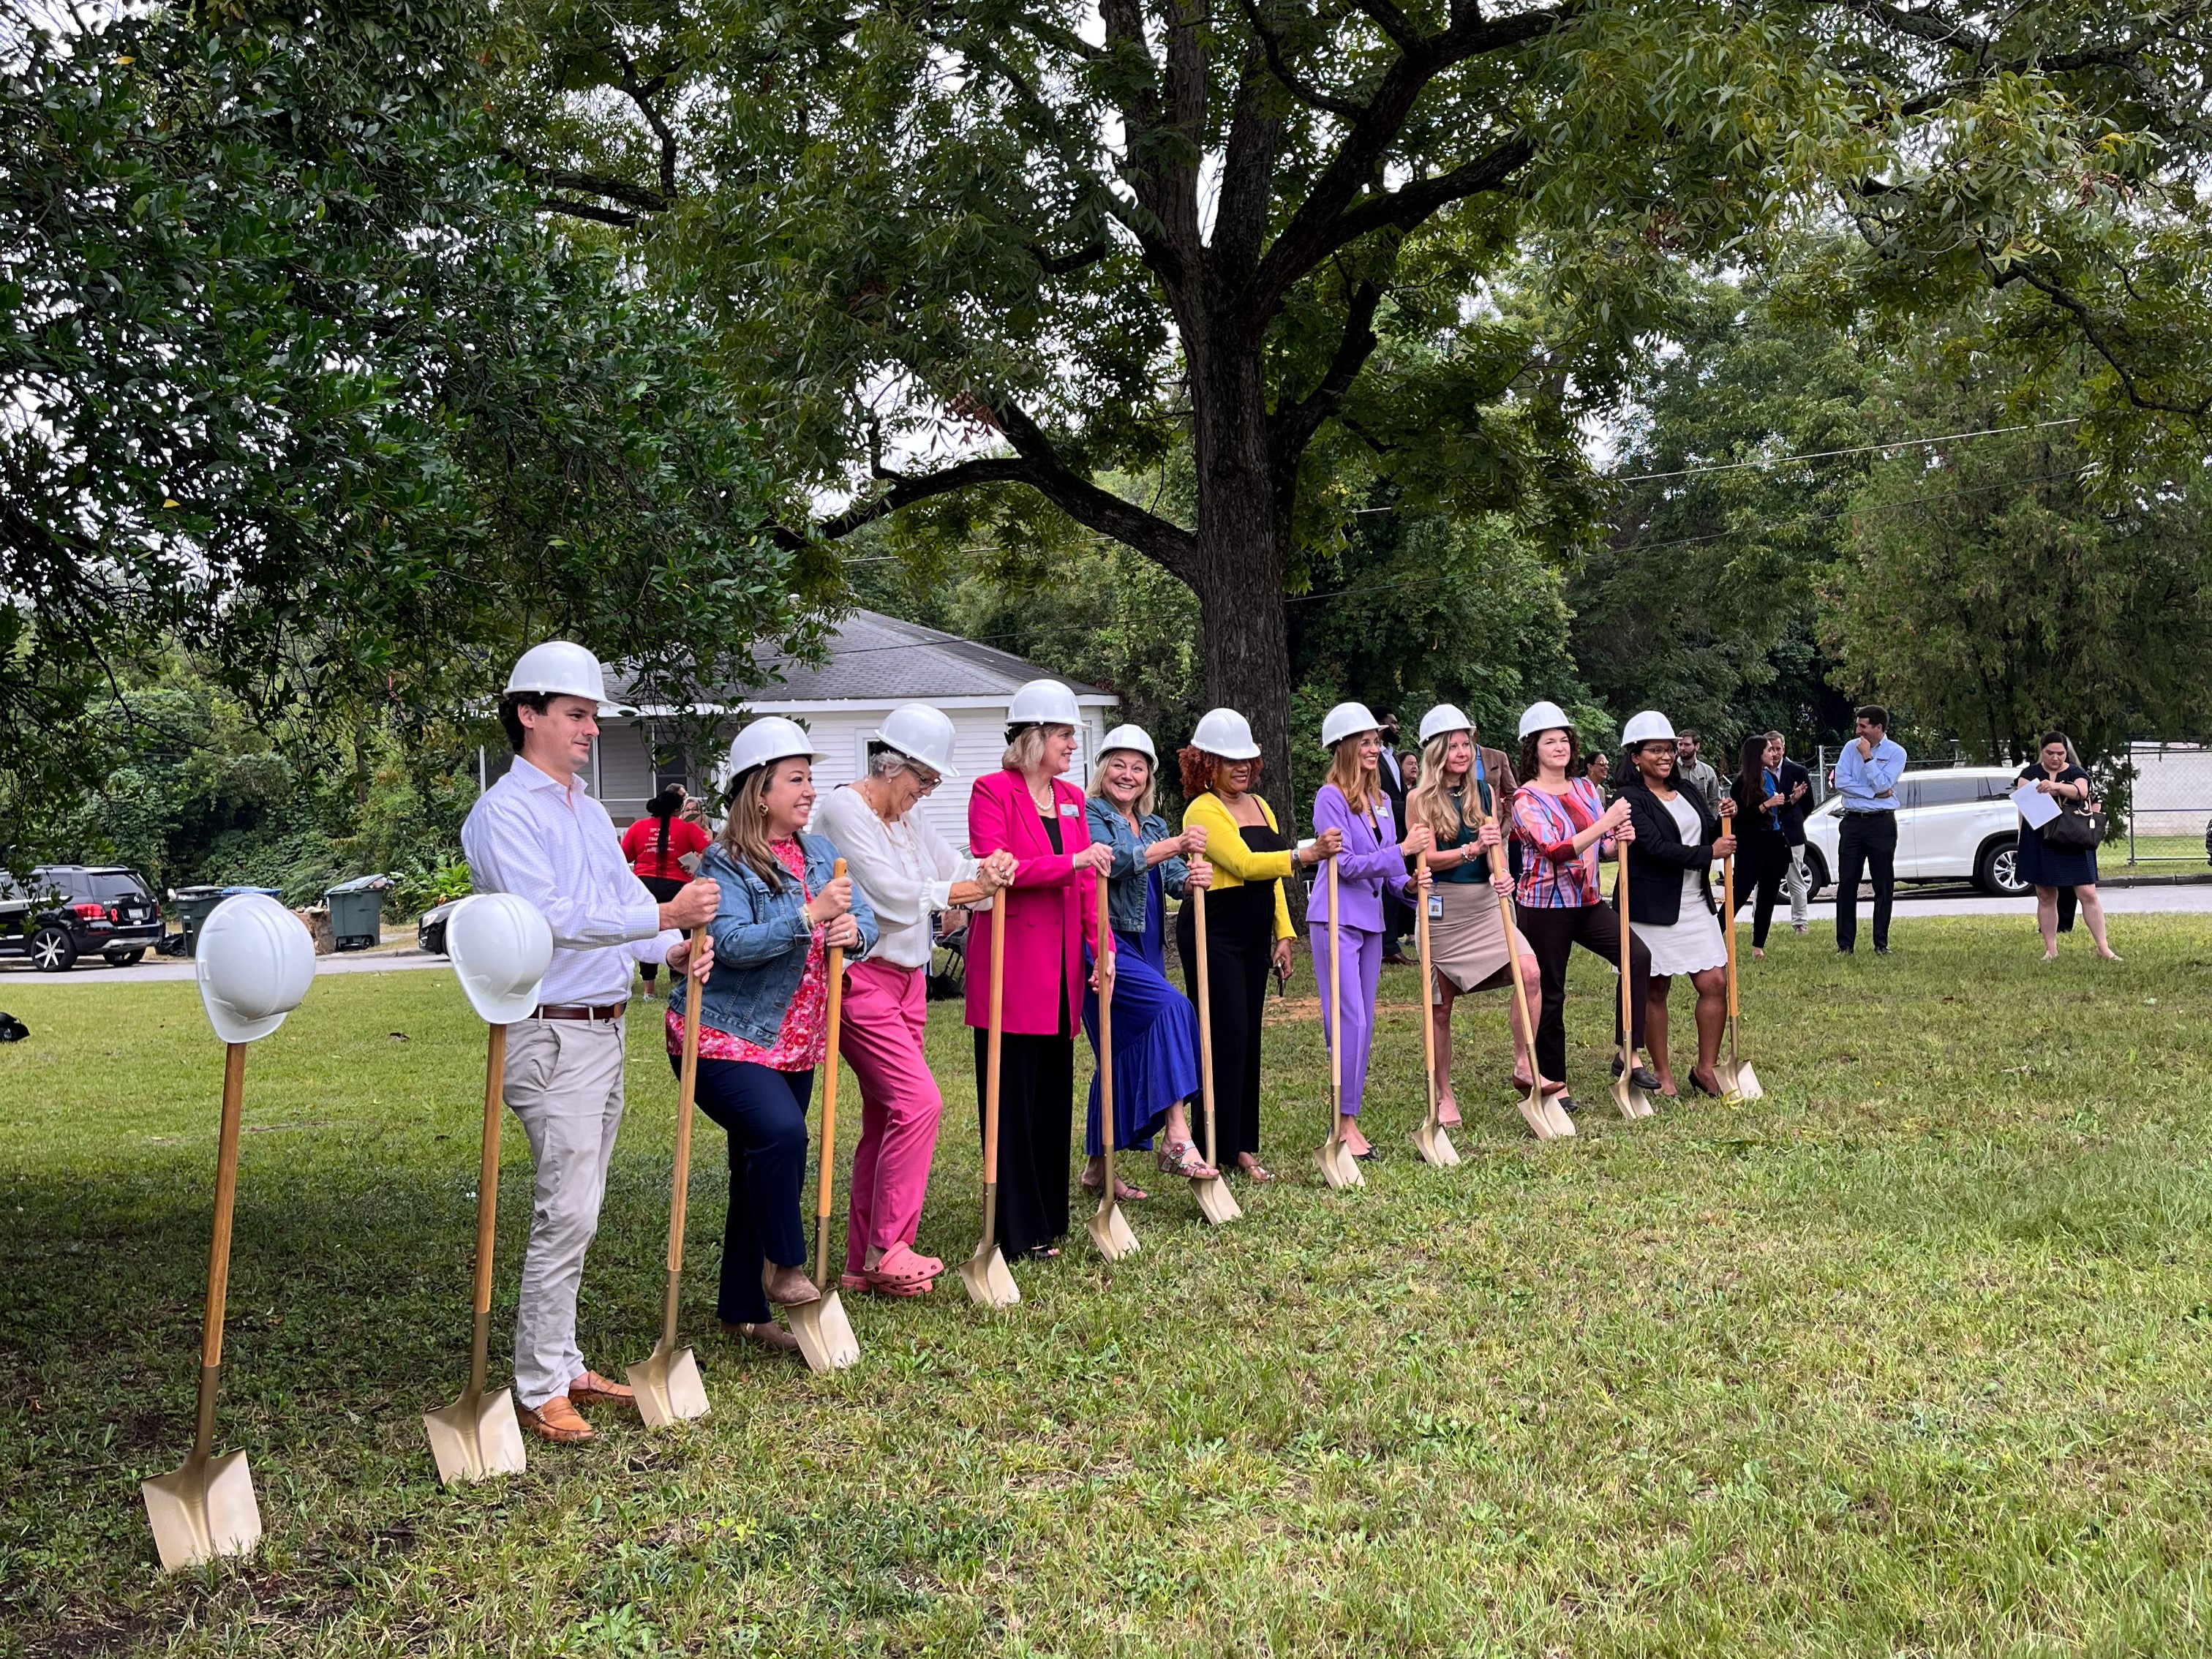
[503, 1017, 625, 1409]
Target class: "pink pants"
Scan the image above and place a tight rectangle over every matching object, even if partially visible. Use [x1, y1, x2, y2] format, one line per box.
[838, 958, 944, 1273]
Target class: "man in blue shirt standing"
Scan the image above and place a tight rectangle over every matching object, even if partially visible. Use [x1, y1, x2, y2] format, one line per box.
[1831, 705, 1907, 955]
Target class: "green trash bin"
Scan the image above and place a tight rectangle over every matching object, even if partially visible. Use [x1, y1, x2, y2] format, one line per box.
[324, 875, 392, 952]
[170, 886, 229, 956]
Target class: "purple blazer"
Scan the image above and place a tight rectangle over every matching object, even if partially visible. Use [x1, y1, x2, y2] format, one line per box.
[1304, 783, 1412, 933]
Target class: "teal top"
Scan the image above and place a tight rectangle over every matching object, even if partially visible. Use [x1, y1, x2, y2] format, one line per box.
[1434, 776, 1497, 884]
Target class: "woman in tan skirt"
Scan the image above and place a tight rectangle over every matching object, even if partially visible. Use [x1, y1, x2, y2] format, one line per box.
[1407, 704, 1546, 1126]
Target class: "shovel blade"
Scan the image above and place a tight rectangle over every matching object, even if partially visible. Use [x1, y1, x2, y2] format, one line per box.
[1543, 1095, 1579, 1139]
[1410, 1123, 1460, 1168]
[1609, 1077, 1641, 1121]
[423, 1388, 527, 1486]
[786, 1292, 861, 1374]
[1712, 1058, 1743, 1103]
[1734, 1058, 1765, 1102]
[143, 1451, 260, 1573]
[1192, 1175, 1242, 1224]
[959, 1246, 1021, 1309]
[627, 1343, 710, 1429]
[1516, 1093, 1557, 1142]
[1433, 1125, 1460, 1166]
[1087, 1201, 1139, 1262]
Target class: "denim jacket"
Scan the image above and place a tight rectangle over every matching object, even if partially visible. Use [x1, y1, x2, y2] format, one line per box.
[1084, 800, 1189, 936]
[670, 837, 879, 1047]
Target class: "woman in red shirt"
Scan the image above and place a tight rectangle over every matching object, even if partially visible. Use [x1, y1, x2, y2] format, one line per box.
[622, 786, 711, 996]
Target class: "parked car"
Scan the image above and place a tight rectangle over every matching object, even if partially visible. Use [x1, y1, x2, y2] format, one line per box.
[1802, 767, 2034, 898]
[417, 898, 463, 956]
[0, 865, 168, 971]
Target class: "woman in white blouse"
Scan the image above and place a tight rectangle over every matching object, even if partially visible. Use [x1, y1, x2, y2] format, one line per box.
[816, 705, 1015, 1296]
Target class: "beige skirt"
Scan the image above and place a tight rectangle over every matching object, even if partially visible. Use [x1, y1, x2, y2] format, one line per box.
[1426, 881, 1516, 1000]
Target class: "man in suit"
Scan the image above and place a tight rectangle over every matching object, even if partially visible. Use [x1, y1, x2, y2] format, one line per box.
[1765, 731, 1814, 933]
[1376, 710, 1413, 963]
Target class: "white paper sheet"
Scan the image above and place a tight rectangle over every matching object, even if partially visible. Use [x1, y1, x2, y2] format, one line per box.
[2012, 781, 2061, 829]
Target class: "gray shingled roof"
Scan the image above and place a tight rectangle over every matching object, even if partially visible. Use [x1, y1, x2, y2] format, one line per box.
[614, 609, 1113, 707]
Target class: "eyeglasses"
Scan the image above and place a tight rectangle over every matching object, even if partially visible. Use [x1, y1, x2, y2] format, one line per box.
[908, 767, 942, 795]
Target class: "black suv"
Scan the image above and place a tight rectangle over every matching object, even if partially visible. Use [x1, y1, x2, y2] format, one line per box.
[0, 865, 165, 971]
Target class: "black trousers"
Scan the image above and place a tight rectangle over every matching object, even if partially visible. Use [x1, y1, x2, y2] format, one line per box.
[1835, 812, 1898, 951]
[1734, 831, 1788, 949]
[1175, 889, 1273, 1165]
[635, 875, 687, 981]
[680, 1057, 812, 1326]
[973, 1028, 1074, 1256]
[1516, 902, 1649, 1087]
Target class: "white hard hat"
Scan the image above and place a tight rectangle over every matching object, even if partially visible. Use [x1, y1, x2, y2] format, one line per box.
[1189, 707, 1261, 760]
[1418, 704, 1473, 745]
[1099, 724, 1157, 765]
[195, 894, 316, 1045]
[723, 716, 822, 786]
[875, 704, 959, 776]
[1320, 701, 1380, 750]
[1517, 699, 1573, 740]
[445, 893, 555, 1025]
[1622, 710, 1677, 745]
[505, 640, 607, 704]
[1007, 679, 1082, 729]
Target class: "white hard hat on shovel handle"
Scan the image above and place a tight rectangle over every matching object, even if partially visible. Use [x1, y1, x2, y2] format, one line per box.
[445, 894, 554, 1026]
[195, 895, 315, 1045]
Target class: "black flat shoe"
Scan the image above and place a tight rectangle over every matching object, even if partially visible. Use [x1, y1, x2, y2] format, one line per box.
[1611, 1056, 1662, 1091]
[1555, 1094, 1580, 1116]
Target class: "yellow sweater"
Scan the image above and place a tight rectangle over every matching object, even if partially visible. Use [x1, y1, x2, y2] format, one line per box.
[1181, 791, 1298, 941]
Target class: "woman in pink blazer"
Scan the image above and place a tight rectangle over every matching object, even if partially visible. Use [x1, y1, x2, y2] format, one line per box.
[966, 681, 1116, 1258]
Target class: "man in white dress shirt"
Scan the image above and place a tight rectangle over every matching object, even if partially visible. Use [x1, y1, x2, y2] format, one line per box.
[461, 641, 719, 1443]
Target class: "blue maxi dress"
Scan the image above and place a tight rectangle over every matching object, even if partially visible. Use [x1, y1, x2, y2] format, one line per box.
[1083, 863, 1203, 1156]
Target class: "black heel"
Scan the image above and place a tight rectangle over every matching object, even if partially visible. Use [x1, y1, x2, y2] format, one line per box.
[1688, 1069, 1722, 1099]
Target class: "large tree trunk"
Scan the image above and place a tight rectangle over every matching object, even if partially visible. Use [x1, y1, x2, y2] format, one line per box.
[1190, 339, 1299, 834]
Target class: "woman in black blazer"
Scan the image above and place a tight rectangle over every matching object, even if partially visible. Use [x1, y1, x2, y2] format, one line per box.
[1730, 734, 1790, 958]
[1619, 716, 1738, 1099]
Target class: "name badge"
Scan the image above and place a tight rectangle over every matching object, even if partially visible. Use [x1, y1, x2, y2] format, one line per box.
[1059, 802, 1079, 816]
[1427, 894, 1444, 919]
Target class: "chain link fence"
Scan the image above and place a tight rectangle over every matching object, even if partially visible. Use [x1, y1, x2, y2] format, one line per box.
[2123, 741, 2212, 867]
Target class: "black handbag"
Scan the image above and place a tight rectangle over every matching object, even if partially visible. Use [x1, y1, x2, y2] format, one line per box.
[2043, 799, 2106, 849]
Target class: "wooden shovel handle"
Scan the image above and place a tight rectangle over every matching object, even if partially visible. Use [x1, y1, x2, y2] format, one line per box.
[1617, 841, 1634, 1044]
[1415, 850, 1436, 1124]
[1096, 865, 1114, 1160]
[666, 926, 705, 1275]
[201, 1042, 248, 1369]
[983, 900, 1006, 1184]
[818, 862, 846, 1229]
[1325, 856, 1341, 1118]
[471, 1024, 505, 1317]
[1192, 884, 1217, 1170]
[1723, 853, 1741, 1018]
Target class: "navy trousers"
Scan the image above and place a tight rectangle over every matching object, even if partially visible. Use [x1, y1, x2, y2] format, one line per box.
[677, 1056, 813, 1325]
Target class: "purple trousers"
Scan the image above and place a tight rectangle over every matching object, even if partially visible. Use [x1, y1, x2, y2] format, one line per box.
[1310, 922, 1383, 1116]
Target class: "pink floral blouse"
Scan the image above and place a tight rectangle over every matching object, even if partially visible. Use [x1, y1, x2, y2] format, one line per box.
[665, 839, 830, 1072]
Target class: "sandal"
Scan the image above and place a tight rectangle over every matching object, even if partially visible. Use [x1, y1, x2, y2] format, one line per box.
[1080, 1169, 1151, 1203]
[1236, 1160, 1276, 1184]
[1156, 1140, 1219, 1181]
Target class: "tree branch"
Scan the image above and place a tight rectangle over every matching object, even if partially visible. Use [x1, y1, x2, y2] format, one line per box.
[1271, 275, 1387, 468]
[1231, 0, 1366, 117]
[990, 398, 1202, 579]
[502, 152, 670, 214]
[1992, 259, 2212, 417]
[797, 456, 1042, 545]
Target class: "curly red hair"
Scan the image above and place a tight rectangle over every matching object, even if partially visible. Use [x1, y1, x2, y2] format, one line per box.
[1178, 746, 1263, 798]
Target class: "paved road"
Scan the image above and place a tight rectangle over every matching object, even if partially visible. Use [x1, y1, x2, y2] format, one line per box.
[1, 945, 454, 988]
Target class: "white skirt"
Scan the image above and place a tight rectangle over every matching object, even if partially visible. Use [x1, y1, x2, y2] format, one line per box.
[1633, 875, 1728, 976]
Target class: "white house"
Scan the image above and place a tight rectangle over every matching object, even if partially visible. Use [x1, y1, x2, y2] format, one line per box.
[526, 610, 1118, 848]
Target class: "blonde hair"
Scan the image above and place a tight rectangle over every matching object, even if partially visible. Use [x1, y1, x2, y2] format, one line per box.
[1408, 731, 1485, 846]
[1001, 723, 1068, 774]
[1325, 734, 1380, 815]
[719, 761, 798, 892]
[1087, 750, 1156, 819]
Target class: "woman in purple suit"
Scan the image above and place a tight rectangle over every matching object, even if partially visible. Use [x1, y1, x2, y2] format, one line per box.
[1306, 701, 1432, 1159]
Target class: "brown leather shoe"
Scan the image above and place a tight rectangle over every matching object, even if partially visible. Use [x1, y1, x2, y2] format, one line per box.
[567, 1369, 635, 1410]
[515, 1394, 594, 1442]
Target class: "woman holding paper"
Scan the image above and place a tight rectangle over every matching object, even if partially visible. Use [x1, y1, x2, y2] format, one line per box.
[2015, 731, 2120, 961]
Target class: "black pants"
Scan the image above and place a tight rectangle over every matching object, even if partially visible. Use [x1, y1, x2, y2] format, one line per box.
[1734, 831, 1788, 949]
[973, 1027, 1075, 1256]
[1835, 812, 1898, 951]
[680, 1057, 811, 1325]
[1176, 889, 1274, 1165]
[636, 875, 687, 982]
[1516, 902, 1649, 1087]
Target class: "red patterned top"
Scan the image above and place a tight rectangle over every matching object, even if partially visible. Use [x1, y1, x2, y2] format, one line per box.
[665, 839, 829, 1072]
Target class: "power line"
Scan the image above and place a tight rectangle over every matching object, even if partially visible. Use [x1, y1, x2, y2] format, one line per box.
[1610, 416, 2084, 484]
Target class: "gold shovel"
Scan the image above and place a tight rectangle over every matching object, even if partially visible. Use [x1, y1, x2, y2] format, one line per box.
[1186, 883, 1241, 1224]
[1611, 843, 1655, 1121]
[143, 1043, 263, 1570]
[789, 868, 862, 1371]
[423, 1024, 529, 1484]
[1409, 851, 1459, 1167]
[960, 900, 1021, 1308]
[1314, 857, 1364, 1189]
[1086, 876, 1140, 1260]
[629, 928, 711, 1427]
[1716, 853, 1766, 1102]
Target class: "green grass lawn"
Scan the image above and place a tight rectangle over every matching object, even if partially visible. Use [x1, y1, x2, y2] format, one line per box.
[6, 916, 2212, 1656]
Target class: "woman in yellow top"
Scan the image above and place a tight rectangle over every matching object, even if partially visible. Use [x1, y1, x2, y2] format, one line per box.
[1174, 709, 1340, 1182]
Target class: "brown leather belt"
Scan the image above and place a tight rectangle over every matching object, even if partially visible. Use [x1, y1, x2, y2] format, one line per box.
[533, 1002, 628, 1023]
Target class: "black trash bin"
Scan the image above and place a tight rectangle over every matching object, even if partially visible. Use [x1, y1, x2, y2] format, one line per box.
[324, 875, 392, 952]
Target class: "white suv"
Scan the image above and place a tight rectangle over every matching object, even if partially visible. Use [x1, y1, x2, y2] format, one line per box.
[1801, 767, 2032, 897]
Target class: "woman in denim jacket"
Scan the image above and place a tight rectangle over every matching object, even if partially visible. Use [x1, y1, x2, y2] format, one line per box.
[1082, 726, 1215, 1195]
[671, 719, 878, 1354]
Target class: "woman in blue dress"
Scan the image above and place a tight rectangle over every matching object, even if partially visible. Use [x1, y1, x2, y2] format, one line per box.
[1082, 725, 1215, 1200]
[2016, 730, 2121, 961]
